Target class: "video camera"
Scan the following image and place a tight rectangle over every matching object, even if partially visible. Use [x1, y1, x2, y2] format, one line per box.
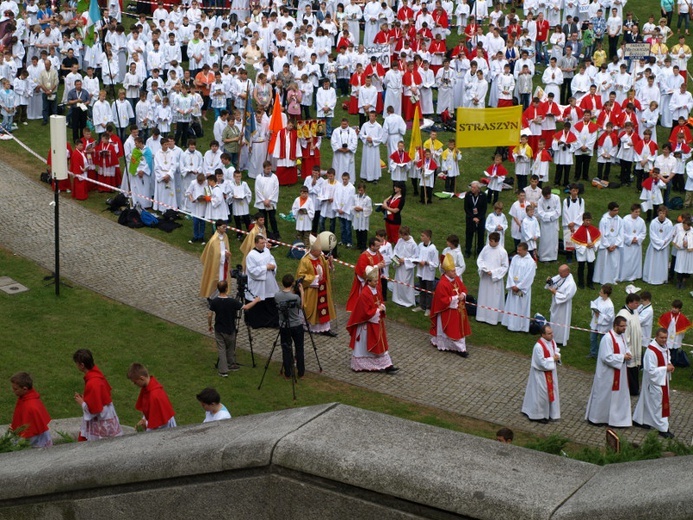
[294, 275, 305, 293]
[231, 264, 248, 291]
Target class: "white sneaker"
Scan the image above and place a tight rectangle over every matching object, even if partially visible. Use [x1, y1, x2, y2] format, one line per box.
[412, 307, 423, 313]
[424, 310, 430, 317]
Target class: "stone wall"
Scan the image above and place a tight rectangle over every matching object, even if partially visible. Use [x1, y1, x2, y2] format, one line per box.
[0, 404, 690, 520]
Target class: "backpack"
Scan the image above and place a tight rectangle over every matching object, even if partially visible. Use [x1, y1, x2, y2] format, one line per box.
[529, 313, 547, 335]
[668, 196, 684, 210]
[106, 193, 129, 212]
[117, 208, 143, 228]
[139, 209, 159, 227]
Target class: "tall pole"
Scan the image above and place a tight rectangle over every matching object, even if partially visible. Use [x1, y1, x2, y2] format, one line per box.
[49, 115, 68, 296]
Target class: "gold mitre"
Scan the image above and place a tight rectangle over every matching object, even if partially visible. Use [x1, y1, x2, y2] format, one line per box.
[442, 253, 456, 273]
[365, 265, 380, 282]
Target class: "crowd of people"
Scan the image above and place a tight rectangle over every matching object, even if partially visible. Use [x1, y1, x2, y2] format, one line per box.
[8, 349, 231, 448]
[5, 0, 693, 444]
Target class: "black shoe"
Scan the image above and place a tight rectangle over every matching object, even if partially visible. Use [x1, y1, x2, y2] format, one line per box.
[588, 420, 607, 427]
[321, 330, 337, 337]
[588, 283, 595, 290]
[458, 351, 469, 358]
[659, 430, 675, 439]
[633, 421, 651, 430]
[578, 283, 585, 289]
[384, 365, 399, 373]
[42, 120, 48, 125]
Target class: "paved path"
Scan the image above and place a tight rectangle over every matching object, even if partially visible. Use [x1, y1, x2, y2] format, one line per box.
[1, 162, 691, 447]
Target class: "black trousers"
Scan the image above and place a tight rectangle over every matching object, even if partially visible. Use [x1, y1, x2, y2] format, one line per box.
[280, 324, 304, 378]
[516, 174, 528, 192]
[577, 261, 594, 287]
[620, 160, 632, 185]
[420, 185, 433, 204]
[574, 154, 591, 181]
[597, 161, 611, 181]
[262, 209, 279, 235]
[465, 221, 484, 256]
[418, 279, 434, 310]
[555, 164, 571, 186]
[311, 210, 321, 235]
[234, 214, 251, 238]
[444, 175, 457, 192]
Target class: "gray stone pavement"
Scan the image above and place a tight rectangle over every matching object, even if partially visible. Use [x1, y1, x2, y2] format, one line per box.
[1, 161, 691, 447]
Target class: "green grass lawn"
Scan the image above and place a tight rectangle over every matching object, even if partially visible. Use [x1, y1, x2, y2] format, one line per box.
[2, 0, 693, 393]
[0, 247, 553, 448]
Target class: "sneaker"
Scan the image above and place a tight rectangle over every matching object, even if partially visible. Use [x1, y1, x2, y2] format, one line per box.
[188, 239, 196, 244]
[200, 241, 206, 246]
[424, 310, 430, 317]
[22, 122, 27, 125]
[412, 307, 423, 312]
[229, 364, 241, 371]
[218, 372, 228, 378]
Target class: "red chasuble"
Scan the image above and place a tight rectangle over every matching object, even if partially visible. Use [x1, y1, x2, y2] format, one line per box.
[346, 286, 389, 355]
[346, 250, 383, 312]
[83, 366, 114, 415]
[429, 274, 471, 340]
[570, 224, 602, 247]
[135, 376, 176, 430]
[648, 345, 670, 417]
[658, 312, 692, 334]
[11, 388, 51, 438]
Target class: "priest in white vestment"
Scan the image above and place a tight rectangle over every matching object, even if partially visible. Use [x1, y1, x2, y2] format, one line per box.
[618, 205, 647, 282]
[643, 208, 674, 285]
[359, 111, 383, 182]
[617, 293, 643, 397]
[244, 235, 280, 328]
[547, 264, 577, 346]
[502, 243, 537, 332]
[476, 232, 509, 325]
[382, 107, 406, 157]
[536, 187, 561, 262]
[585, 317, 633, 427]
[633, 328, 675, 437]
[522, 324, 561, 422]
[593, 203, 623, 284]
[331, 119, 358, 178]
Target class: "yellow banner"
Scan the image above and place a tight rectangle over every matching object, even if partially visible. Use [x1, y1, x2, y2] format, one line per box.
[455, 106, 522, 148]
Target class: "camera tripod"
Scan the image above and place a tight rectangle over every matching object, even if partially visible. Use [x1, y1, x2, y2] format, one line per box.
[258, 302, 322, 400]
[232, 282, 256, 368]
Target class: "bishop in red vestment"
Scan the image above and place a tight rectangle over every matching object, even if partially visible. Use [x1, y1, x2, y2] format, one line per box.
[346, 241, 385, 312]
[347, 266, 398, 372]
[430, 254, 472, 355]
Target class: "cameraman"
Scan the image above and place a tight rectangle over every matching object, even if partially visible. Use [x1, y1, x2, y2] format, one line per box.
[274, 274, 305, 379]
[208, 280, 260, 377]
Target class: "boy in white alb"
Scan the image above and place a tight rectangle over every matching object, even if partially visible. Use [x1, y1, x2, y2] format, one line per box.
[353, 182, 373, 250]
[292, 186, 315, 248]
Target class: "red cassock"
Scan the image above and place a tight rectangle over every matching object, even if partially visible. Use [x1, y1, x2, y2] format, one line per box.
[300, 136, 320, 179]
[348, 71, 366, 115]
[70, 148, 89, 200]
[540, 100, 562, 144]
[397, 6, 413, 21]
[522, 104, 546, 152]
[618, 110, 639, 133]
[81, 136, 98, 191]
[336, 36, 352, 52]
[83, 366, 114, 415]
[275, 128, 299, 185]
[402, 69, 423, 121]
[432, 8, 448, 29]
[11, 388, 51, 439]
[109, 133, 124, 187]
[620, 98, 642, 112]
[579, 94, 603, 113]
[135, 376, 176, 430]
[428, 40, 447, 74]
[429, 274, 471, 340]
[346, 250, 383, 312]
[597, 130, 619, 148]
[373, 30, 389, 45]
[669, 124, 693, 146]
[618, 129, 641, 150]
[562, 105, 584, 121]
[365, 62, 386, 112]
[93, 141, 120, 192]
[658, 311, 692, 334]
[347, 285, 389, 355]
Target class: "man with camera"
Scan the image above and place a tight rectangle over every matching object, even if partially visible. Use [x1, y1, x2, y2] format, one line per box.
[274, 274, 306, 379]
[208, 280, 260, 377]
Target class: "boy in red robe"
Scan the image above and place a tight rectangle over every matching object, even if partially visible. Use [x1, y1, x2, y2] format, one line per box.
[73, 349, 123, 441]
[658, 300, 692, 352]
[70, 139, 90, 200]
[346, 236, 385, 312]
[10, 372, 52, 448]
[127, 363, 177, 431]
[347, 266, 399, 372]
[669, 117, 693, 146]
[272, 121, 301, 185]
[402, 61, 423, 121]
[93, 132, 120, 192]
[430, 253, 471, 356]
[81, 127, 98, 191]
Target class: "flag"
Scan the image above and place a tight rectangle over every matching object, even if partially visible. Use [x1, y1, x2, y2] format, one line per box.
[455, 106, 522, 148]
[80, 0, 102, 47]
[267, 92, 285, 155]
[129, 147, 143, 175]
[408, 106, 422, 163]
[244, 98, 256, 144]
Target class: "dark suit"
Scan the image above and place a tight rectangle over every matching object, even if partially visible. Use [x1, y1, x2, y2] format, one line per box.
[464, 190, 487, 256]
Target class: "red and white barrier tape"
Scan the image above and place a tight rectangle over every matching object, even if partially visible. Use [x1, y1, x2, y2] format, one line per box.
[4, 129, 692, 347]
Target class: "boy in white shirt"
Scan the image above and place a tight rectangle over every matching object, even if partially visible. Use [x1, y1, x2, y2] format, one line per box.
[291, 186, 315, 248]
[334, 171, 355, 248]
[229, 170, 252, 240]
[413, 229, 439, 316]
[521, 204, 541, 260]
[588, 283, 614, 358]
[353, 182, 373, 250]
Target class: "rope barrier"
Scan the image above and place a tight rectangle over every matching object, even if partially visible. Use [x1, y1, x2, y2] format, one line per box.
[5, 129, 692, 348]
